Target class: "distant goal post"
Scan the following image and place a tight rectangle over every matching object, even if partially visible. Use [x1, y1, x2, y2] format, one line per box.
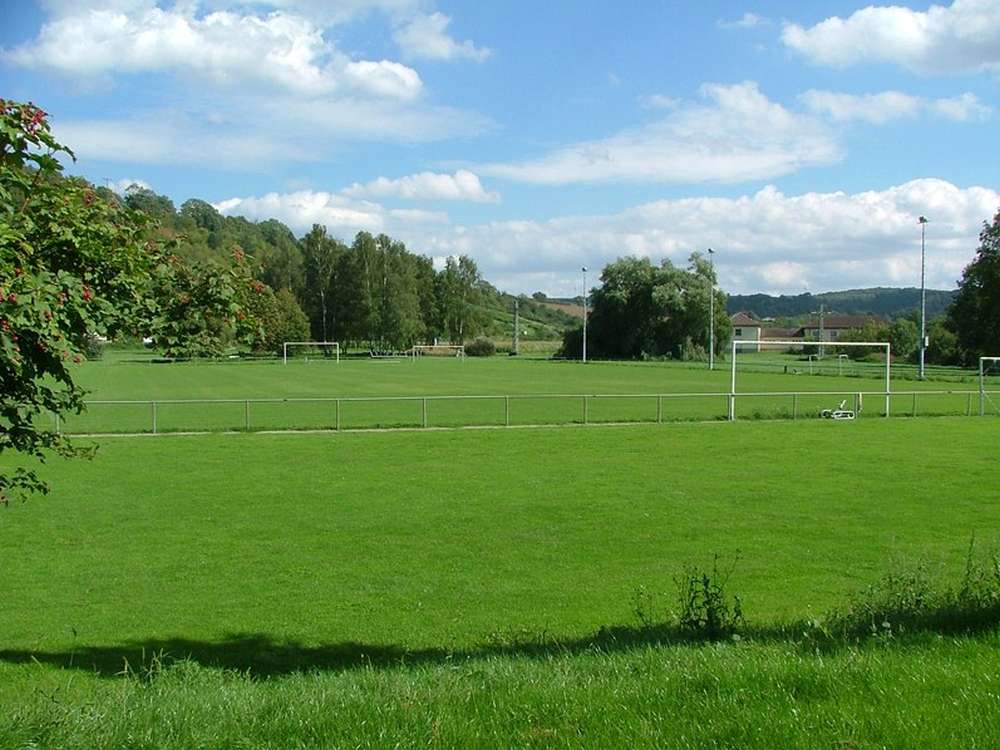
[282, 341, 340, 364]
[980, 357, 1000, 416]
[729, 339, 891, 421]
[410, 344, 465, 360]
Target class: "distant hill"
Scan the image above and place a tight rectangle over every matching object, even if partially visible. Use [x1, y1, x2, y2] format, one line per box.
[726, 287, 956, 321]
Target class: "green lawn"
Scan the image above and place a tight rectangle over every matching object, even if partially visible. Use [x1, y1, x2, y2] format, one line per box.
[55, 352, 992, 433]
[3, 418, 999, 747]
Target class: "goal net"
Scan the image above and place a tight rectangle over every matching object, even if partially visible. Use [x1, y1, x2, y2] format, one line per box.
[980, 357, 1000, 416]
[410, 344, 465, 360]
[729, 339, 891, 420]
[283, 341, 340, 364]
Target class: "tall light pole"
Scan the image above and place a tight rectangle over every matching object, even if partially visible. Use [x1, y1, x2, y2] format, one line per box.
[708, 248, 715, 371]
[513, 298, 520, 356]
[919, 216, 928, 380]
[582, 266, 588, 364]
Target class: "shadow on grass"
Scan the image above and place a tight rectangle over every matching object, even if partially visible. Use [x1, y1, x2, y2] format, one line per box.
[0, 622, 807, 678]
[4, 616, 1000, 678]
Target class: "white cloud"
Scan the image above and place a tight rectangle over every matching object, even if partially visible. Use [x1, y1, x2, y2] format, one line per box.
[478, 82, 840, 185]
[3, 5, 423, 100]
[801, 89, 991, 123]
[109, 177, 151, 194]
[929, 92, 992, 121]
[388, 208, 450, 223]
[211, 179, 999, 295]
[394, 179, 999, 296]
[718, 12, 770, 29]
[782, 0, 1000, 75]
[800, 90, 922, 124]
[214, 191, 386, 232]
[393, 12, 490, 62]
[51, 94, 491, 168]
[639, 94, 680, 110]
[343, 170, 500, 202]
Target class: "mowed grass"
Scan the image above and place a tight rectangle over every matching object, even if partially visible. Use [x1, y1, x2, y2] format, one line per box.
[57, 353, 989, 433]
[2, 418, 1000, 746]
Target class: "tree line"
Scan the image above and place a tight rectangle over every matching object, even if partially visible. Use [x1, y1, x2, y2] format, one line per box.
[120, 187, 491, 354]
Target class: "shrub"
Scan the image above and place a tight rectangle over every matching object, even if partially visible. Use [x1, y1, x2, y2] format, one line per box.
[827, 539, 1000, 639]
[674, 554, 744, 639]
[464, 338, 496, 357]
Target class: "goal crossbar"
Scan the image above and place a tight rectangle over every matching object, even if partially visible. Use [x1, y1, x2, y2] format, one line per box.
[980, 356, 1000, 416]
[283, 341, 340, 364]
[730, 339, 892, 421]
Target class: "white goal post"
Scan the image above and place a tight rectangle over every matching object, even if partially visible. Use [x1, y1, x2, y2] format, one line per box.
[283, 341, 340, 364]
[980, 357, 1000, 416]
[729, 339, 891, 421]
[410, 344, 465, 360]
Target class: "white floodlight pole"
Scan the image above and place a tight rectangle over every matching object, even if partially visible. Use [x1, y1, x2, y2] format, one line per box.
[582, 266, 588, 364]
[708, 248, 715, 371]
[729, 338, 737, 420]
[513, 298, 520, 355]
[919, 216, 928, 380]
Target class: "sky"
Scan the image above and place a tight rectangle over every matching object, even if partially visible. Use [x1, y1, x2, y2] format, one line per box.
[2, 0, 998, 297]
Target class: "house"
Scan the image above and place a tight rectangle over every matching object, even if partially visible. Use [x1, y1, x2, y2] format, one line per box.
[794, 315, 881, 342]
[730, 312, 764, 352]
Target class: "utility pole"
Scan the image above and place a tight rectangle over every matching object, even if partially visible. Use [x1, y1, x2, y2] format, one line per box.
[919, 216, 928, 380]
[320, 289, 328, 342]
[708, 248, 715, 371]
[811, 303, 826, 359]
[582, 266, 588, 364]
[513, 298, 520, 355]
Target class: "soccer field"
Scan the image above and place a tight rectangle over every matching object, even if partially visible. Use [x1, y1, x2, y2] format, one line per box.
[3, 418, 1000, 747]
[57, 351, 992, 433]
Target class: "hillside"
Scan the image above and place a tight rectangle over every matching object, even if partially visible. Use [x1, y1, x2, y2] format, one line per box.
[726, 287, 956, 321]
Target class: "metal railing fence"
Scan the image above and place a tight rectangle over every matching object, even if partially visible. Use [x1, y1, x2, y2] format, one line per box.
[40, 388, 1000, 435]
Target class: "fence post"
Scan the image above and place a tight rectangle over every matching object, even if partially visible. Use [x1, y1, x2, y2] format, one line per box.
[854, 392, 860, 417]
[422, 397, 428, 428]
[583, 395, 588, 424]
[335, 399, 341, 431]
[967, 392, 972, 417]
[911, 393, 917, 417]
[54, 413, 61, 435]
[245, 400, 251, 431]
[152, 401, 157, 434]
[504, 396, 510, 427]
[792, 394, 797, 420]
[656, 395, 662, 424]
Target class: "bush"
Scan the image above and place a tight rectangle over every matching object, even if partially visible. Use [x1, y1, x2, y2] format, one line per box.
[674, 554, 744, 639]
[464, 338, 496, 357]
[827, 539, 1000, 639]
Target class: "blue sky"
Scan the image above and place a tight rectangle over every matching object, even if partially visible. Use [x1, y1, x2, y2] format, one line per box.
[2, 0, 998, 296]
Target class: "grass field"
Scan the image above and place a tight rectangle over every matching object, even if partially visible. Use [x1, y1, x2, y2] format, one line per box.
[52, 350, 997, 434]
[3, 417, 1000, 747]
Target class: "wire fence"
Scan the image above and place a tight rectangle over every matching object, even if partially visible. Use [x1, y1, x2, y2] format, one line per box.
[43, 388, 1000, 435]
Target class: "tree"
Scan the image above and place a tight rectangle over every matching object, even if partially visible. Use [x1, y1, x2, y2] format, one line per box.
[0, 100, 161, 502]
[888, 318, 919, 361]
[559, 254, 730, 360]
[300, 225, 344, 342]
[948, 208, 1000, 363]
[926, 317, 960, 365]
[243, 285, 310, 355]
[438, 255, 485, 344]
[146, 248, 262, 359]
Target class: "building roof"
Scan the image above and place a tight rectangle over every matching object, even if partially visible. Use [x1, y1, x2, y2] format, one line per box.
[801, 314, 880, 330]
[730, 311, 763, 327]
[761, 327, 800, 340]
